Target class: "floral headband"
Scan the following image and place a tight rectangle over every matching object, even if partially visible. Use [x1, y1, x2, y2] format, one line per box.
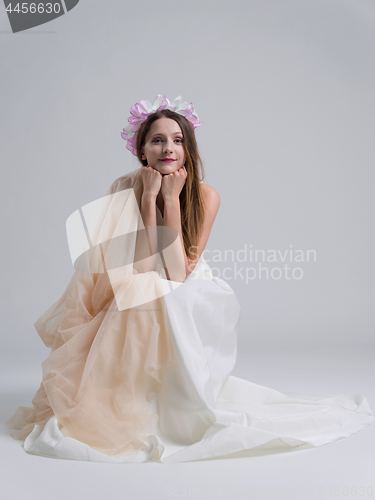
[121, 94, 202, 156]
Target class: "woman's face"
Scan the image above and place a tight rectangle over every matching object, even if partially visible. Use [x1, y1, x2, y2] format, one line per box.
[141, 117, 186, 175]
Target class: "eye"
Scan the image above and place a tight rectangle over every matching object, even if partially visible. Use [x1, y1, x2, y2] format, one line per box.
[175, 138, 183, 144]
[152, 138, 162, 143]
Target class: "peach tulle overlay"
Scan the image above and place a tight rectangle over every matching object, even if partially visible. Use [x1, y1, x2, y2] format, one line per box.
[6, 168, 175, 458]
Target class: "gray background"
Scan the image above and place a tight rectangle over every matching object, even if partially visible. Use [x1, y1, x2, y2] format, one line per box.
[0, 1, 374, 499]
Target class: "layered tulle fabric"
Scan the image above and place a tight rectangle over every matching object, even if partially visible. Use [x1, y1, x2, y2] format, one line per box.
[6, 168, 176, 458]
[6, 167, 374, 463]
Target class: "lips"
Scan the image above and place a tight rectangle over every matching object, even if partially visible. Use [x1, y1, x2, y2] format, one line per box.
[160, 159, 176, 163]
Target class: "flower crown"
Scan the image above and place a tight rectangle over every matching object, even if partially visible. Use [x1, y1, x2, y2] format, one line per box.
[121, 94, 202, 156]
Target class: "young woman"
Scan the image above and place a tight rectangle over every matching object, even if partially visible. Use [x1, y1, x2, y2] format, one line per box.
[6, 95, 373, 463]
[133, 106, 220, 282]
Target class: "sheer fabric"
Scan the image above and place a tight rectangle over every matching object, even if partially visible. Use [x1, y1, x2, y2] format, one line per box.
[6, 168, 174, 458]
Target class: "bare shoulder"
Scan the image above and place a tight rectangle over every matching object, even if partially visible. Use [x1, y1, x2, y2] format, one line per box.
[201, 183, 220, 215]
[108, 168, 141, 194]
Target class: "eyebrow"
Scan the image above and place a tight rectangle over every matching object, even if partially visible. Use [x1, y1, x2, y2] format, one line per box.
[150, 131, 183, 137]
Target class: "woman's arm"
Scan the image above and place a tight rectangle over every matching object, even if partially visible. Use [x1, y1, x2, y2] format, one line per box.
[186, 184, 220, 276]
[133, 192, 160, 274]
[133, 167, 162, 274]
[163, 183, 220, 282]
[162, 195, 188, 282]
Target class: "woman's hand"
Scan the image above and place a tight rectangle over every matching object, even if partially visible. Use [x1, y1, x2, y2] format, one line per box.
[141, 165, 162, 199]
[161, 166, 187, 201]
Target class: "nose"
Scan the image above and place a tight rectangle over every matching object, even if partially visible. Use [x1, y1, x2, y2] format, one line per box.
[163, 139, 174, 154]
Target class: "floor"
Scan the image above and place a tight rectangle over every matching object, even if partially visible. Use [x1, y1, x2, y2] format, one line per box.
[1, 345, 374, 500]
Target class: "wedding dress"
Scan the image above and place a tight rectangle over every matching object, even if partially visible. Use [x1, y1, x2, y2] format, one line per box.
[6, 167, 373, 463]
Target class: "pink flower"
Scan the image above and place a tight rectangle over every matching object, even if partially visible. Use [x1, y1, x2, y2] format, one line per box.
[121, 94, 202, 156]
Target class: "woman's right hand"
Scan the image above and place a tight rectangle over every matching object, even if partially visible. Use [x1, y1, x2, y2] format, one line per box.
[141, 166, 162, 199]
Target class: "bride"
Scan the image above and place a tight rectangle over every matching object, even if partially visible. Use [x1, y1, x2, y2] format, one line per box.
[131, 97, 220, 283]
[6, 94, 373, 463]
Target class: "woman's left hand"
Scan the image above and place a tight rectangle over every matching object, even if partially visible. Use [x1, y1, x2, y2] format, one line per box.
[161, 166, 187, 200]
